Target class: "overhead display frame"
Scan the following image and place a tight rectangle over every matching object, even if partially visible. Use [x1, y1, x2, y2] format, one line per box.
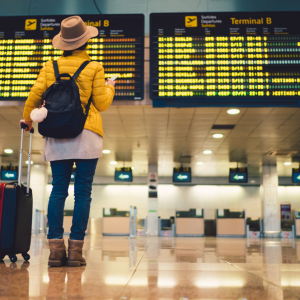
[150, 12, 300, 107]
[292, 168, 300, 183]
[1, 166, 18, 181]
[173, 167, 192, 183]
[229, 168, 248, 183]
[115, 167, 133, 182]
[0, 14, 144, 101]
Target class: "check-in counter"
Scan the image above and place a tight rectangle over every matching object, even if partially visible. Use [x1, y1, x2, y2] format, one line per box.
[246, 218, 262, 238]
[216, 209, 245, 237]
[102, 208, 130, 236]
[175, 209, 204, 237]
[295, 212, 300, 238]
[158, 217, 175, 237]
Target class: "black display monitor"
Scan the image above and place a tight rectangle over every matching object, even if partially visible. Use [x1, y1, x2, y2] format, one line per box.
[1, 166, 18, 181]
[173, 167, 192, 183]
[229, 168, 248, 183]
[292, 168, 300, 183]
[0, 14, 144, 101]
[115, 167, 133, 182]
[150, 12, 300, 107]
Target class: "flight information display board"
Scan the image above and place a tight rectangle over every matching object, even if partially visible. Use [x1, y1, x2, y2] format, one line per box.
[0, 14, 144, 101]
[150, 12, 300, 107]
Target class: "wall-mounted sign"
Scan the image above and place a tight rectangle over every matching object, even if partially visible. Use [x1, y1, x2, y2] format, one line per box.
[173, 167, 192, 183]
[229, 168, 248, 183]
[115, 167, 133, 182]
[1, 166, 18, 181]
[0, 14, 144, 101]
[150, 12, 300, 107]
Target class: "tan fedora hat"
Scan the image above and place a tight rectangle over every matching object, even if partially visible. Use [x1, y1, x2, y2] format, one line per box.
[53, 16, 98, 50]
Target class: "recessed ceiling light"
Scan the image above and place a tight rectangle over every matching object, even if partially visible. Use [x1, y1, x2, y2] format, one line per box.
[203, 150, 212, 155]
[110, 161, 117, 165]
[26, 161, 33, 165]
[213, 134, 223, 139]
[197, 162, 204, 165]
[284, 162, 292, 166]
[4, 149, 13, 154]
[102, 150, 111, 154]
[227, 109, 240, 115]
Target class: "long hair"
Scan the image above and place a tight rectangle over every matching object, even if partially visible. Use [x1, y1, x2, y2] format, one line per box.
[63, 42, 88, 57]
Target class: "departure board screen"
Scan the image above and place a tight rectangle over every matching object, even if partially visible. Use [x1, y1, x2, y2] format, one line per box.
[0, 14, 144, 101]
[150, 12, 300, 107]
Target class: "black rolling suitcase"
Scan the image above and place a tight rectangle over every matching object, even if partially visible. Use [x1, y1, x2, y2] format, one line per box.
[0, 123, 34, 263]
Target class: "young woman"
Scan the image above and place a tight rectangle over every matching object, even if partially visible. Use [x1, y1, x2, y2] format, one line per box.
[19, 16, 115, 267]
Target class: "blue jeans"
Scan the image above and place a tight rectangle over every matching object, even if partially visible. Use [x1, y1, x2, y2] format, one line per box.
[47, 158, 98, 240]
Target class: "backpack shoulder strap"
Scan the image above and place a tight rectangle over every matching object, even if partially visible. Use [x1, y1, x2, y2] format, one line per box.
[53, 60, 59, 80]
[72, 61, 91, 80]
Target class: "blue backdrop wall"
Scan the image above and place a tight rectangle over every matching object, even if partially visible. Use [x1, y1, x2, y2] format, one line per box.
[0, 0, 299, 35]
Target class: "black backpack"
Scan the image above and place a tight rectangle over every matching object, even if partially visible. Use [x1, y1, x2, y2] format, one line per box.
[38, 60, 92, 139]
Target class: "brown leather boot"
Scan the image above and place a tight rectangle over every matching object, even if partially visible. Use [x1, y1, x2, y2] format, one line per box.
[67, 239, 86, 267]
[48, 239, 67, 267]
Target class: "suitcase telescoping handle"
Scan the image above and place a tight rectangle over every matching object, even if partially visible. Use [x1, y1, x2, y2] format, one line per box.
[19, 123, 34, 194]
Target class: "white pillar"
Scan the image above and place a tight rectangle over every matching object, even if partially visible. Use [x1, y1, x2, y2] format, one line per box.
[30, 164, 48, 234]
[262, 165, 281, 237]
[147, 165, 158, 236]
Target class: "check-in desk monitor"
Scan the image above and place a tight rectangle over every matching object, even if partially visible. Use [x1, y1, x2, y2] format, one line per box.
[102, 208, 130, 236]
[175, 209, 204, 237]
[217, 209, 245, 237]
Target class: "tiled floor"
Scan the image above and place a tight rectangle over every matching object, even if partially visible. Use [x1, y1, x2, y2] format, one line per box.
[0, 236, 300, 299]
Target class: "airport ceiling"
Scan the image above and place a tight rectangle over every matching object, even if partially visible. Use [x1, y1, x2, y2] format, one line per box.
[0, 105, 300, 178]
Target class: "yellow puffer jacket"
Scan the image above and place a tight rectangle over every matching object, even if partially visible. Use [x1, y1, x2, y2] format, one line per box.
[23, 50, 115, 137]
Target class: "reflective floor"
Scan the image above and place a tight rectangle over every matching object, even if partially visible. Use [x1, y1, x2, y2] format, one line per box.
[0, 236, 300, 299]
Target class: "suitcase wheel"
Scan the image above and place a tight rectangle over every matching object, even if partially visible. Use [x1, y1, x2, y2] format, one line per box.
[9, 255, 17, 263]
[22, 253, 30, 261]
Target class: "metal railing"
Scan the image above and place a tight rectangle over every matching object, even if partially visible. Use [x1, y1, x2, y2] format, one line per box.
[34, 209, 47, 235]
